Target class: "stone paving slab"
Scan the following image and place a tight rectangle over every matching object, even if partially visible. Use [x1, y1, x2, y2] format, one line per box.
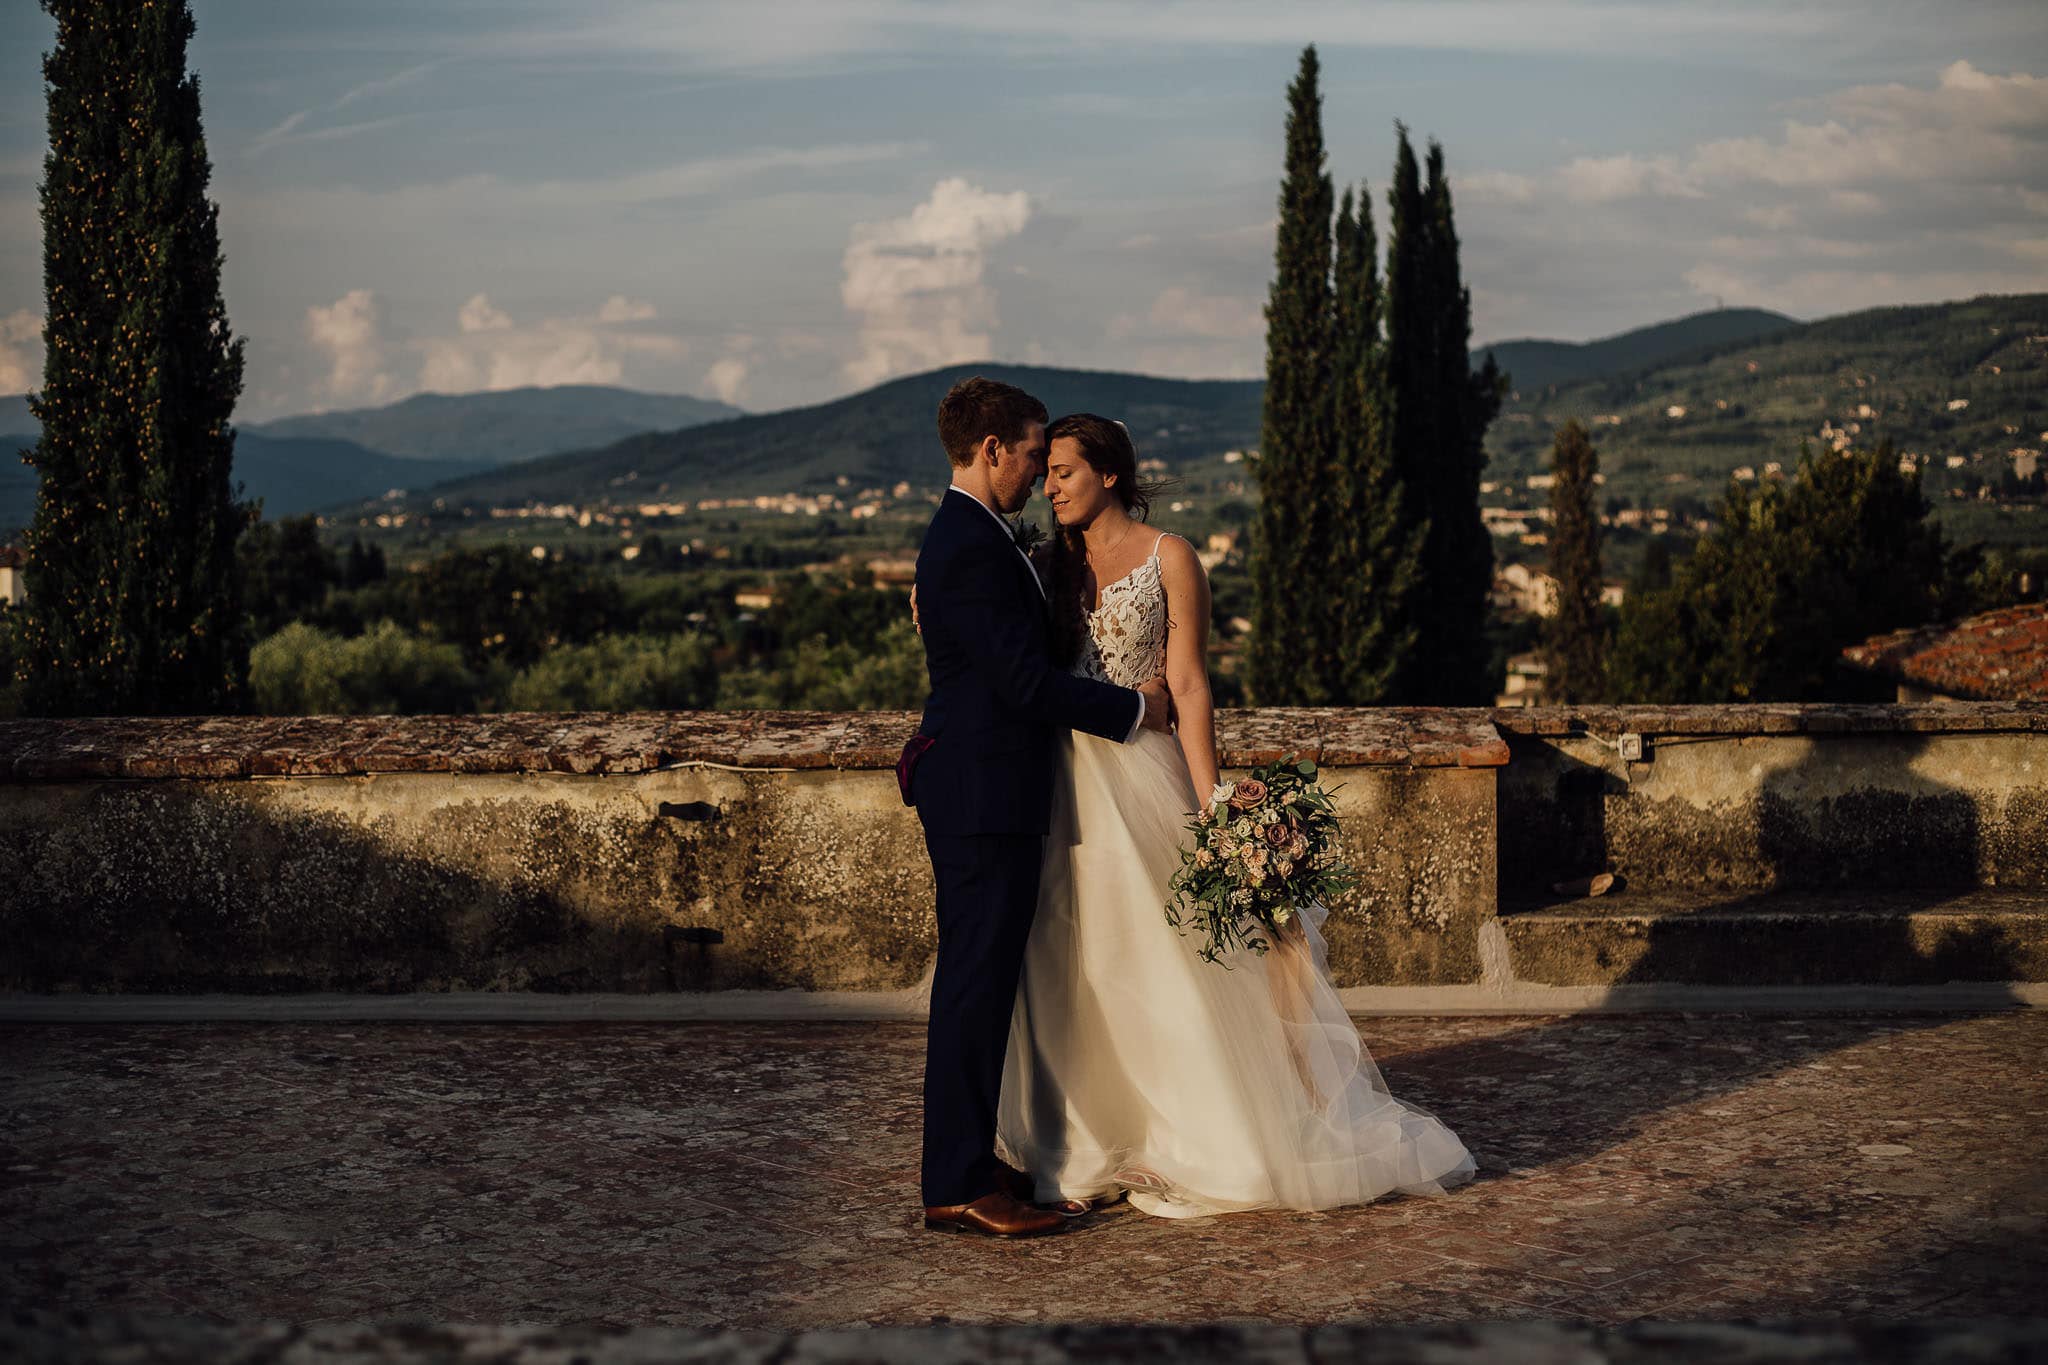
[1, 1014, 2044, 1331]
[5, 1310, 2047, 1364]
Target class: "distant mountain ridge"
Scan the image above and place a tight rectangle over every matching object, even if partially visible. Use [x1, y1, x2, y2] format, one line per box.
[1484, 292, 2047, 480]
[1474, 308, 1800, 391]
[393, 364, 1266, 508]
[1, 429, 496, 536]
[246, 384, 743, 465]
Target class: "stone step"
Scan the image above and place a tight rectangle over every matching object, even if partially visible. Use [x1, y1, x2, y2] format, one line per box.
[1498, 886, 2048, 987]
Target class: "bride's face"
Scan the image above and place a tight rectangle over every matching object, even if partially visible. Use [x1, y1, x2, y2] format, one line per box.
[1045, 436, 1119, 529]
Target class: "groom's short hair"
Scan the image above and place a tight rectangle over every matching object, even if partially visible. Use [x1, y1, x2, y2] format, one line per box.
[937, 376, 1048, 467]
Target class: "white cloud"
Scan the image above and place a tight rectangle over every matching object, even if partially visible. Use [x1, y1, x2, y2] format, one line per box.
[597, 294, 657, 323]
[418, 296, 687, 393]
[475, 1, 1846, 75]
[249, 60, 444, 156]
[1557, 153, 1702, 201]
[0, 308, 40, 394]
[1460, 170, 1540, 204]
[1688, 61, 2048, 188]
[705, 356, 750, 404]
[458, 293, 514, 333]
[1454, 60, 2048, 336]
[1113, 286, 1263, 341]
[840, 178, 1032, 388]
[304, 289, 398, 408]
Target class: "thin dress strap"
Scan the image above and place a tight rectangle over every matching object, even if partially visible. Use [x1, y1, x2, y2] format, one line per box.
[1150, 531, 1167, 558]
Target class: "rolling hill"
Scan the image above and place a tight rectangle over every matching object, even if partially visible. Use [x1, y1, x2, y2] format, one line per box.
[1484, 292, 2048, 483]
[244, 384, 743, 465]
[373, 298, 2042, 517]
[384, 364, 1266, 508]
[1476, 307, 1798, 392]
[1, 430, 497, 536]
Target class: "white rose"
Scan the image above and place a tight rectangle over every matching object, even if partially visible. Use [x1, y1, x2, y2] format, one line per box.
[1210, 781, 1236, 808]
[1232, 817, 1255, 838]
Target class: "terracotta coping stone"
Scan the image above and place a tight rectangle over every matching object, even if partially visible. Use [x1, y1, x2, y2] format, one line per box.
[0, 708, 1511, 781]
[1489, 700, 2048, 738]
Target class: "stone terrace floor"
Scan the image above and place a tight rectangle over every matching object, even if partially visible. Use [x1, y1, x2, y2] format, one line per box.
[1, 1013, 2044, 1329]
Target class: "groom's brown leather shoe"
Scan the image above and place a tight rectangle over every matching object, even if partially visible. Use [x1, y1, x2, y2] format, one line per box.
[923, 1190, 1065, 1237]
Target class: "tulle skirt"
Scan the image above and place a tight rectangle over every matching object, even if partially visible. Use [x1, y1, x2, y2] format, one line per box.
[994, 725, 1478, 1217]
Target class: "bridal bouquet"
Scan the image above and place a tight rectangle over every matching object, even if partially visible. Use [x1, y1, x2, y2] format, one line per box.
[1165, 757, 1356, 965]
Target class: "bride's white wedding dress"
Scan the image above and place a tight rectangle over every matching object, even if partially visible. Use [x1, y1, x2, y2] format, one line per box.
[994, 532, 1478, 1218]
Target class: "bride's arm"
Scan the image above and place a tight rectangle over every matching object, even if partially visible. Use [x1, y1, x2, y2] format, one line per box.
[1158, 533, 1219, 804]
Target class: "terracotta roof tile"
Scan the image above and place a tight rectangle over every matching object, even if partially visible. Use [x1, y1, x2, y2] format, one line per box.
[1840, 603, 2048, 701]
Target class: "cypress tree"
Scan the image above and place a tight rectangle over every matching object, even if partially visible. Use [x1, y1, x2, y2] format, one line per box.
[16, 0, 253, 716]
[1330, 182, 1423, 702]
[1385, 130, 1505, 704]
[1248, 45, 1335, 705]
[1542, 419, 1605, 702]
[1422, 139, 1505, 704]
[1381, 125, 1436, 701]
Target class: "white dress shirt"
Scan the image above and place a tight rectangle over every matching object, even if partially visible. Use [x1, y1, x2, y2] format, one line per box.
[945, 484, 1145, 744]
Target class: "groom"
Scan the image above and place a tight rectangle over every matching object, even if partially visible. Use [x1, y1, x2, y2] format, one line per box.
[901, 376, 1170, 1237]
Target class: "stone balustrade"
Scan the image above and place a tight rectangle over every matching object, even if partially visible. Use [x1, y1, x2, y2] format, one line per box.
[2, 704, 2044, 1010]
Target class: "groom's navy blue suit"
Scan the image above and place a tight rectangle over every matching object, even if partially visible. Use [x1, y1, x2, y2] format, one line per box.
[908, 486, 1143, 1207]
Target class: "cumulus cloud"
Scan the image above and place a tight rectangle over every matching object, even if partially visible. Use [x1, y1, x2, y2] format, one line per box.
[0, 309, 41, 394]
[1454, 60, 2048, 337]
[305, 289, 398, 407]
[597, 294, 657, 323]
[705, 357, 750, 404]
[840, 178, 1032, 388]
[1112, 286, 1262, 341]
[418, 294, 687, 394]
[458, 293, 514, 333]
[1558, 153, 1703, 202]
[1688, 60, 2048, 189]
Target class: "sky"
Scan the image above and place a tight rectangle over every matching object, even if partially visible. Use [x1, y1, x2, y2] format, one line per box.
[0, 0, 2044, 421]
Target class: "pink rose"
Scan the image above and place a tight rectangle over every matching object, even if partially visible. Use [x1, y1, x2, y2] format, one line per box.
[1227, 778, 1268, 811]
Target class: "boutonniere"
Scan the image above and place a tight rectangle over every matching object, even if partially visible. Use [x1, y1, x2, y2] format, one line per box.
[1009, 517, 1048, 556]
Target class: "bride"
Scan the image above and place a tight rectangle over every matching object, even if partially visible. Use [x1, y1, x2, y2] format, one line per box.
[992, 412, 1477, 1219]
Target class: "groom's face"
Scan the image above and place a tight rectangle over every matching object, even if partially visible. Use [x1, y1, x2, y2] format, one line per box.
[990, 421, 1048, 515]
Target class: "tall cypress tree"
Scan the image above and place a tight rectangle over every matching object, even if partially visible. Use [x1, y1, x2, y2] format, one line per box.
[1330, 182, 1423, 702]
[17, 0, 253, 717]
[1423, 140, 1506, 705]
[1381, 125, 1437, 702]
[1248, 45, 1335, 705]
[1543, 419, 1605, 702]
[1385, 130, 1504, 704]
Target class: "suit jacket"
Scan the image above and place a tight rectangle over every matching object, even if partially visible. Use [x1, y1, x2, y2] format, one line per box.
[909, 488, 1140, 836]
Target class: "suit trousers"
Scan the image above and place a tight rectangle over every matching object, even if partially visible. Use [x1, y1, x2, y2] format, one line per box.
[920, 829, 1045, 1207]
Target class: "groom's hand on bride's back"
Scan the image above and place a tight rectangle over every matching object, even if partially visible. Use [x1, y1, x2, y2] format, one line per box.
[1138, 677, 1173, 733]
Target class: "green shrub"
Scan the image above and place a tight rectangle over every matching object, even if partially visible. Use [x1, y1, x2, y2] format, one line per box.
[251, 621, 480, 714]
[501, 633, 719, 712]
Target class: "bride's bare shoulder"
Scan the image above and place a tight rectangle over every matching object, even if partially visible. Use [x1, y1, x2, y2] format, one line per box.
[1152, 530, 1205, 581]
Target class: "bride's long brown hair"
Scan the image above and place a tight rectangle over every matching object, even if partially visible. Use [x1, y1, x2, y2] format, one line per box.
[1043, 413, 1179, 666]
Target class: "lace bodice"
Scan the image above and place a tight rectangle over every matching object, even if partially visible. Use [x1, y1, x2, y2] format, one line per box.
[1072, 532, 1170, 689]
